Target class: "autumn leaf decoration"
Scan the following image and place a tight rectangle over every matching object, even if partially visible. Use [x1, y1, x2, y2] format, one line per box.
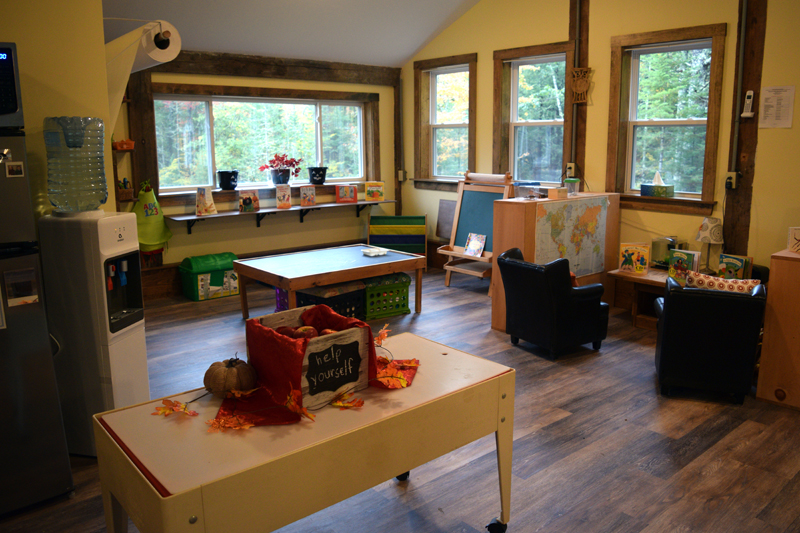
[375, 358, 420, 389]
[374, 324, 390, 347]
[206, 415, 255, 433]
[285, 384, 316, 421]
[330, 392, 365, 410]
[151, 399, 199, 417]
[225, 387, 259, 399]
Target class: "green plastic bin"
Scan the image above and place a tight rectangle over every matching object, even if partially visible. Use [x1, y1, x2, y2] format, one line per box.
[364, 273, 411, 320]
[179, 252, 239, 301]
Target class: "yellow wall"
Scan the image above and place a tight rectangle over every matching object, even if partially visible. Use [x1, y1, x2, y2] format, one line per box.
[6, 0, 113, 218]
[749, 0, 800, 262]
[401, 0, 569, 239]
[402, 0, 799, 268]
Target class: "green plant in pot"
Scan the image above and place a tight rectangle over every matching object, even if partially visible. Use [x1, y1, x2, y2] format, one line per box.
[259, 153, 303, 185]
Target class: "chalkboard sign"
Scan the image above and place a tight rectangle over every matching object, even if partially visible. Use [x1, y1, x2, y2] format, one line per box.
[305, 341, 362, 396]
[453, 189, 505, 253]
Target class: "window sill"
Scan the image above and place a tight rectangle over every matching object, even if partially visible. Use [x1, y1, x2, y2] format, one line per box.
[618, 194, 715, 216]
[156, 182, 364, 207]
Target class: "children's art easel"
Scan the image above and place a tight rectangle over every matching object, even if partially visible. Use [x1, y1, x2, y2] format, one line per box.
[437, 172, 514, 286]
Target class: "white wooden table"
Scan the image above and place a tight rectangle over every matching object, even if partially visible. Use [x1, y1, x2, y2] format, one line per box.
[93, 333, 515, 532]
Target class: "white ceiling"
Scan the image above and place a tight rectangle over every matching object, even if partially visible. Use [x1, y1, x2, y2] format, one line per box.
[102, 0, 480, 68]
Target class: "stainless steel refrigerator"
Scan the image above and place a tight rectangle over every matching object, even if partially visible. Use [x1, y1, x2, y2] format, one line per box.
[0, 42, 73, 515]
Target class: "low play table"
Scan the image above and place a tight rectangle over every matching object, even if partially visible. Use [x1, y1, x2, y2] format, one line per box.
[93, 333, 515, 533]
[233, 244, 426, 319]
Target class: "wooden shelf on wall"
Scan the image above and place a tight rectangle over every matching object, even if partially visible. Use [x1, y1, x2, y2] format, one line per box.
[166, 199, 395, 234]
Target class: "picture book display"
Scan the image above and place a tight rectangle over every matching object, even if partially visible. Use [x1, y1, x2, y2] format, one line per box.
[335, 185, 357, 203]
[195, 187, 217, 216]
[464, 233, 486, 257]
[238, 190, 260, 212]
[619, 243, 650, 275]
[365, 181, 384, 202]
[276, 184, 291, 209]
[300, 186, 316, 207]
[718, 253, 753, 279]
[668, 249, 700, 286]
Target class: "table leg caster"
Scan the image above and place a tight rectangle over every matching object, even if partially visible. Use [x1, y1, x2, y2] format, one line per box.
[396, 471, 410, 481]
[486, 517, 507, 532]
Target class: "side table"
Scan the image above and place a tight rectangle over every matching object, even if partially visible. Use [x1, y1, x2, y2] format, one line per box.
[607, 268, 669, 330]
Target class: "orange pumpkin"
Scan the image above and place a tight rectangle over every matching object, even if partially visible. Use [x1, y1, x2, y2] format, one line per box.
[203, 356, 257, 398]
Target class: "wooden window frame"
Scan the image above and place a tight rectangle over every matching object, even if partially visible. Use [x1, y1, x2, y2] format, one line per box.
[605, 23, 726, 216]
[492, 42, 575, 178]
[413, 54, 477, 182]
[126, 52, 398, 206]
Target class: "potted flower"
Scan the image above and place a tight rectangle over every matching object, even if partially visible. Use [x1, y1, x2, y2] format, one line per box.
[259, 154, 303, 185]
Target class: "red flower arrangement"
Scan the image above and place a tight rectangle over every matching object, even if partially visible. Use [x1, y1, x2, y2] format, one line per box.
[259, 153, 304, 178]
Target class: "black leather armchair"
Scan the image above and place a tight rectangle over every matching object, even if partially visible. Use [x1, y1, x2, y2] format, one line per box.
[497, 248, 609, 358]
[654, 277, 766, 403]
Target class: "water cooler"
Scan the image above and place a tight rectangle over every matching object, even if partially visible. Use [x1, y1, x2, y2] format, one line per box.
[39, 211, 150, 456]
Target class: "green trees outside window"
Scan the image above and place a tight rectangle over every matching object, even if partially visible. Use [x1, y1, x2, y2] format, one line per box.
[628, 44, 711, 194]
[154, 97, 364, 189]
[512, 57, 566, 183]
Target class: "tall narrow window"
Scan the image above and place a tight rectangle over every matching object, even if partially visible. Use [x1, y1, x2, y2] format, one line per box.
[510, 54, 566, 183]
[431, 67, 469, 177]
[606, 24, 726, 214]
[414, 54, 476, 181]
[626, 41, 711, 196]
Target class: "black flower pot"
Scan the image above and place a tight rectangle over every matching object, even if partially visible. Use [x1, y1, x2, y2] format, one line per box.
[217, 169, 238, 190]
[270, 168, 291, 185]
[308, 167, 328, 185]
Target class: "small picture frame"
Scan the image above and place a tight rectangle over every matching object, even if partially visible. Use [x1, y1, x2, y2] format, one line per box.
[5, 161, 24, 178]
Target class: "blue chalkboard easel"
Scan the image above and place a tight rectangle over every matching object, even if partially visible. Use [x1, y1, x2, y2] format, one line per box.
[437, 172, 514, 286]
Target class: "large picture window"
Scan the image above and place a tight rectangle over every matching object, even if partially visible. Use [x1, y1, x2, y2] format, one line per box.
[606, 24, 726, 214]
[154, 95, 364, 190]
[511, 54, 566, 183]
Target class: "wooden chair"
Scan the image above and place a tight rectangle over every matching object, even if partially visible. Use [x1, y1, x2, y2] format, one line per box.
[437, 172, 514, 286]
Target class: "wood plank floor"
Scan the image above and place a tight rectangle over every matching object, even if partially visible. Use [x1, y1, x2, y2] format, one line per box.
[3, 268, 800, 533]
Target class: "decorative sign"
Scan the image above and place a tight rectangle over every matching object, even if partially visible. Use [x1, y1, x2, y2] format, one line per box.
[305, 341, 363, 396]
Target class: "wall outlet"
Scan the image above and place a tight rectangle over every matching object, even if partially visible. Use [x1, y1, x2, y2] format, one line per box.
[566, 163, 575, 177]
[725, 171, 739, 190]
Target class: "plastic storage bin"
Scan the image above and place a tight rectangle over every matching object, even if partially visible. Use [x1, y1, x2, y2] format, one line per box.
[513, 181, 541, 199]
[276, 280, 366, 319]
[179, 252, 239, 301]
[364, 273, 411, 320]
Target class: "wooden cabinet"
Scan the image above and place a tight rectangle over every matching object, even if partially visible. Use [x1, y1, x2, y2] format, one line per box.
[757, 249, 800, 410]
[490, 193, 620, 331]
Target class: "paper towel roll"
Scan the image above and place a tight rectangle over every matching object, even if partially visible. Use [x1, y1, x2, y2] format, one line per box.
[106, 20, 181, 133]
[131, 20, 182, 73]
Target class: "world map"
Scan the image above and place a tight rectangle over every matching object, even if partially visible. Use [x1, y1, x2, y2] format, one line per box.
[534, 196, 608, 277]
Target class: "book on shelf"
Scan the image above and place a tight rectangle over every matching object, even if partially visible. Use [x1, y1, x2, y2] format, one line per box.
[365, 181, 384, 202]
[464, 233, 486, 257]
[276, 184, 291, 209]
[619, 243, 650, 275]
[195, 186, 217, 216]
[718, 253, 753, 279]
[238, 190, 260, 212]
[335, 185, 357, 203]
[668, 249, 700, 286]
[300, 186, 316, 207]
